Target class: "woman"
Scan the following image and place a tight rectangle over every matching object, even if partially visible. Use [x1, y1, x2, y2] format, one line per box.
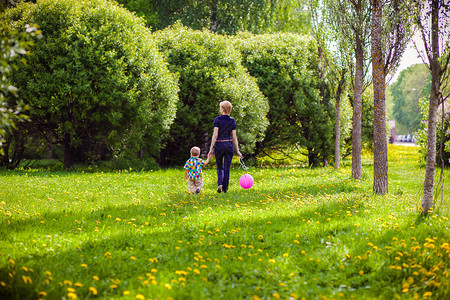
[208, 101, 242, 193]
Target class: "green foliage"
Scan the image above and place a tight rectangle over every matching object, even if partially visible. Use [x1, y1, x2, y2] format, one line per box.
[154, 23, 269, 166]
[1, 0, 179, 169]
[0, 146, 449, 299]
[390, 64, 430, 134]
[116, 0, 311, 35]
[232, 32, 335, 167]
[417, 97, 450, 167]
[0, 23, 40, 157]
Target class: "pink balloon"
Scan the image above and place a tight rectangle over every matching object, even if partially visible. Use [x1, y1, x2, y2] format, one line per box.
[239, 173, 254, 189]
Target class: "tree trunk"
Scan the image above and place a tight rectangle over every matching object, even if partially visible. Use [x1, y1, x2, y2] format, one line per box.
[371, 0, 388, 195]
[63, 133, 75, 169]
[335, 97, 341, 169]
[352, 34, 364, 179]
[335, 69, 346, 169]
[209, 0, 218, 32]
[422, 0, 441, 214]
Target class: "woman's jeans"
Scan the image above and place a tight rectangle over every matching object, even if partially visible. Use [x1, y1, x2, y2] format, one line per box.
[214, 141, 234, 192]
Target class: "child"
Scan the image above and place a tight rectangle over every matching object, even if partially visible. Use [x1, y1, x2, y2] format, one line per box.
[184, 146, 212, 193]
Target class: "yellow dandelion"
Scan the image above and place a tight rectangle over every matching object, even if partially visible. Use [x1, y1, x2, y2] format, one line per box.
[123, 291, 130, 295]
[273, 292, 281, 299]
[22, 276, 32, 284]
[92, 275, 99, 281]
[136, 294, 145, 300]
[165, 283, 172, 290]
[67, 292, 77, 299]
[89, 287, 98, 295]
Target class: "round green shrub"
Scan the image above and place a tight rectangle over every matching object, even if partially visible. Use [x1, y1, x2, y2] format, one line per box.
[1, 0, 179, 168]
[232, 32, 335, 166]
[154, 23, 269, 166]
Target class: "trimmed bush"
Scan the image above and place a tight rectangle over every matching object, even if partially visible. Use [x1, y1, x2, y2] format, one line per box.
[232, 32, 335, 167]
[154, 23, 269, 166]
[1, 0, 179, 169]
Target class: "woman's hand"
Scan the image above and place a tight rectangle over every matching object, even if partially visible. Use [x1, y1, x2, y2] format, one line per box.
[236, 150, 243, 158]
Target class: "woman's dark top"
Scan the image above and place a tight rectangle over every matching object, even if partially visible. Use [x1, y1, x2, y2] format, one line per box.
[214, 115, 236, 140]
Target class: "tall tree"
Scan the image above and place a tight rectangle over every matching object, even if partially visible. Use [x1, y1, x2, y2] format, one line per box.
[412, 0, 450, 213]
[371, 0, 412, 194]
[329, 0, 372, 178]
[321, 0, 353, 169]
[310, 0, 350, 168]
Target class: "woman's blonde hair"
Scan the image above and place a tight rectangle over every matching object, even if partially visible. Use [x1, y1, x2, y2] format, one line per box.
[220, 101, 232, 115]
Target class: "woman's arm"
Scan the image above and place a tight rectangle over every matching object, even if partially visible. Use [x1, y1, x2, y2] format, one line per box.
[232, 130, 242, 158]
[209, 127, 219, 157]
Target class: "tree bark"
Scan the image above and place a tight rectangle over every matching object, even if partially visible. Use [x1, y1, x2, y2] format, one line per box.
[371, 0, 388, 194]
[209, 0, 219, 32]
[63, 133, 75, 169]
[335, 69, 346, 169]
[422, 0, 441, 214]
[335, 97, 341, 169]
[352, 33, 364, 179]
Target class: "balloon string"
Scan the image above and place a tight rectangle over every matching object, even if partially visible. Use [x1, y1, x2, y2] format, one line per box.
[239, 157, 249, 173]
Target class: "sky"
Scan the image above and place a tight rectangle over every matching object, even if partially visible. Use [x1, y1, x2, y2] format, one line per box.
[391, 32, 425, 83]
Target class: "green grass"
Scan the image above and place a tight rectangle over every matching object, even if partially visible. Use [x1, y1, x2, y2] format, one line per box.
[0, 145, 449, 300]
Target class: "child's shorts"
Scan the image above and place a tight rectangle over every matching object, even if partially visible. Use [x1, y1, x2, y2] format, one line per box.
[188, 178, 203, 193]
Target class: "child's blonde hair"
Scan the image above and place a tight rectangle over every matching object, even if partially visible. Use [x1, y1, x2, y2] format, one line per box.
[220, 101, 232, 115]
[190, 146, 201, 157]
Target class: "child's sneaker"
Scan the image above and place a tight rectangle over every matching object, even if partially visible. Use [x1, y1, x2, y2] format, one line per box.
[217, 185, 223, 193]
[196, 188, 201, 194]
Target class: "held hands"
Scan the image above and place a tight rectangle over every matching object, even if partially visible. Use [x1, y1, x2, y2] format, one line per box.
[208, 151, 214, 159]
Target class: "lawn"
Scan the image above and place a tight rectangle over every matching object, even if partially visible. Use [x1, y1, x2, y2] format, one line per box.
[0, 145, 449, 299]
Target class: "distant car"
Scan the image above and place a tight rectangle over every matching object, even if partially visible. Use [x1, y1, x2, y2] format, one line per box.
[398, 135, 404, 142]
[406, 134, 412, 142]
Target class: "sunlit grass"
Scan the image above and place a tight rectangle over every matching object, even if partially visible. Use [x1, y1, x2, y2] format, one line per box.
[0, 145, 449, 299]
